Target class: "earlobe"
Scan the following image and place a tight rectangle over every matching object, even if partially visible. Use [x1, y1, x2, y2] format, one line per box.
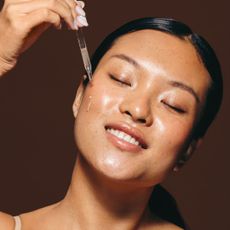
[173, 139, 203, 172]
[72, 80, 85, 118]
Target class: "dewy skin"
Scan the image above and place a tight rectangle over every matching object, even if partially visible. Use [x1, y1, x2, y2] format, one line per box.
[87, 96, 93, 112]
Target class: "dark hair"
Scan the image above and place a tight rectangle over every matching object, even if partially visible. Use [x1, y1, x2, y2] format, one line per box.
[85, 17, 223, 139]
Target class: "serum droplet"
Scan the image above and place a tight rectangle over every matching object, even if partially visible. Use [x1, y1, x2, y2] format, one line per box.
[87, 96, 92, 112]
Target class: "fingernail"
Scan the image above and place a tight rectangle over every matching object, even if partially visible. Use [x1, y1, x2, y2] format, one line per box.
[75, 0, 85, 8]
[75, 5, 86, 16]
[77, 15, 88, 27]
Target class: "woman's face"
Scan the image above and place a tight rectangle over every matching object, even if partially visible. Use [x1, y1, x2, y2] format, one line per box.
[73, 30, 210, 186]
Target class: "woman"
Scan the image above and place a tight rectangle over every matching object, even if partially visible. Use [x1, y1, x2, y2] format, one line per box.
[0, 0, 223, 229]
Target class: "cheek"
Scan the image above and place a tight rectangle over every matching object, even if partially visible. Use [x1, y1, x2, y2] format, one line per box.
[73, 79, 121, 155]
[153, 111, 194, 148]
[80, 77, 125, 119]
[147, 116, 194, 173]
[74, 83, 144, 180]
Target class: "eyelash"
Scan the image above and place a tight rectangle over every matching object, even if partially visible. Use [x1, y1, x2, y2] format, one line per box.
[162, 101, 186, 114]
[109, 74, 131, 86]
[109, 74, 186, 114]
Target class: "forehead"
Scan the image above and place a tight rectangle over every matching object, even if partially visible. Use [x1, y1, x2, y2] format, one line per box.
[108, 30, 207, 76]
[110, 30, 201, 64]
[99, 30, 210, 102]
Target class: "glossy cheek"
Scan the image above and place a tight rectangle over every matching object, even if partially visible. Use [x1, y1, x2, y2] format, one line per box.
[84, 94, 112, 114]
[146, 113, 193, 178]
[95, 93, 117, 115]
[155, 115, 192, 152]
[81, 79, 150, 177]
[154, 117, 166, 134]
[75, 76, 125, 161]
[86, 78, 120, 113]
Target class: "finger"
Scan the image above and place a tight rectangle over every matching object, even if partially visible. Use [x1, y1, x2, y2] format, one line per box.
[13, 0, 75, 29]
[56, 0, 75, 19]
[56, 0, 76, 27]
[75, 1, 85, 8]
[23, 8, 62, 32]
[63, 0, 88, 29]
[65, 0, 86, 27]
[4, 0, 32, 3]
[2, 0, 33, 9]
[75, 4, 86, 17]
[65, 0, 77, 17]
[74, 15, 88, 28]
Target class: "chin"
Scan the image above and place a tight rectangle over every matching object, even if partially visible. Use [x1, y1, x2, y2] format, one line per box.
[99, 158, 140, 180]
[90, 152, 153, 185]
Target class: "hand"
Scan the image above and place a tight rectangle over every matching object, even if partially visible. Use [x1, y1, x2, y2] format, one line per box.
[0, 0, 88, 76]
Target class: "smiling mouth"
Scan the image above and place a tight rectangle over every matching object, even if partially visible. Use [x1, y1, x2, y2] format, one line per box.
[105, 125, 148, 150]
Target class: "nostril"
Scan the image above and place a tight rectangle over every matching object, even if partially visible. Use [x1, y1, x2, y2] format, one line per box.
[125, 111, 132, 116]
[124, 111, 147, 124]
[137, 118, 146, 124]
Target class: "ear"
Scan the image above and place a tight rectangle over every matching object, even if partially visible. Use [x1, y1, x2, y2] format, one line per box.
[173, 138, 203, 172]
[72, 80, 85, 118]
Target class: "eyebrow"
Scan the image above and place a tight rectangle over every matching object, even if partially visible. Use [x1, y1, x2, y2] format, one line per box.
[110, 54, 200, 103]
[168, 81, 200, 103]
[110, 54, 141, 68]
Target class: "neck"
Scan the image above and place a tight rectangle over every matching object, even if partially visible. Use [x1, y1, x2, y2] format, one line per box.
[59, 155, 155, 230]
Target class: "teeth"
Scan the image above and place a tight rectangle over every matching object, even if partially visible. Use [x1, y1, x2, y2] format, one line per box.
[107, 128, 140, 147]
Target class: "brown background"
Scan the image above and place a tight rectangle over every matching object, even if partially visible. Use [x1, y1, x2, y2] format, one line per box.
[0, 0, 229, 229]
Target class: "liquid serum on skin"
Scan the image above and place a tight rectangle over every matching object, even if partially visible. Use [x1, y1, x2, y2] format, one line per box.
[87, 96, 93, 112]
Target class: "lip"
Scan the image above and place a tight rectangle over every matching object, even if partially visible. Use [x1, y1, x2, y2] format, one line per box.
[105, 122, 148, 152]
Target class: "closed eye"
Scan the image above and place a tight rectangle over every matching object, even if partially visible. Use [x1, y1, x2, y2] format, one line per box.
[162, 101, 186, 114]
[109, 74, 131, 86]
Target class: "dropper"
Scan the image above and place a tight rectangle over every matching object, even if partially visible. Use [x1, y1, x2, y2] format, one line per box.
[76, 28, 92, 81]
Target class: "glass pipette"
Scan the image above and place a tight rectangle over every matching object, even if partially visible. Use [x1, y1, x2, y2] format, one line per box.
[76, 28, 92, 81]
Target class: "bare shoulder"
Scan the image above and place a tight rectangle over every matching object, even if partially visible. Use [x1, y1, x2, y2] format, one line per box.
[144, 221, 183, 230]
[161, 222, 183, 230]
[0, 212, 15, 229]
[141, 212, 184, 230]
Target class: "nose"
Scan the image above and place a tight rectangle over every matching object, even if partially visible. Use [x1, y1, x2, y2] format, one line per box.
[119, 94, 153, 126]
